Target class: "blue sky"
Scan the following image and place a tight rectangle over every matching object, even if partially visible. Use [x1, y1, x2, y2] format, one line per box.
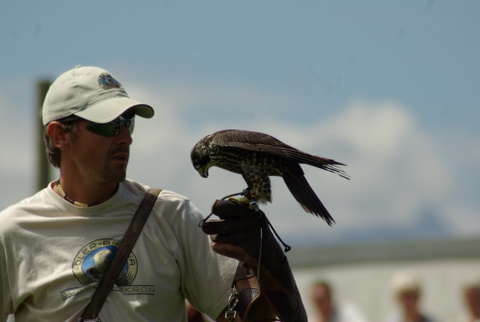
[1, 1, 479, 246]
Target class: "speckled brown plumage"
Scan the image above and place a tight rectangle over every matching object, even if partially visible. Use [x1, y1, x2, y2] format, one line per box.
[190, 129, 349, 226]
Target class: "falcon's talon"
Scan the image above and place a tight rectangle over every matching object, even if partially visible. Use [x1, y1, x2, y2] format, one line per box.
[240, 188, 253, 200]
[249, 200, 260, 212]
[228, 196, 250, 205]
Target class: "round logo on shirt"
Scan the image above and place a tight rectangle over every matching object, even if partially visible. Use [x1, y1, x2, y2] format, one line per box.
[72, 238, 138, 286]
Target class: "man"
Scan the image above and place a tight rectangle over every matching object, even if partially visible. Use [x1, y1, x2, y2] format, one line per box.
[0, 65, 305, 321]
[384, 271, 436, 322]
[456, 280, 480, 322]
[310, 280, 367, 322]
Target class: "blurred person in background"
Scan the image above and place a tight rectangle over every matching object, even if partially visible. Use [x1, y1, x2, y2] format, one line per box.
[310, 280, 368, 322]
[455, 280, 480, 322]
[384, 271, 436, 322]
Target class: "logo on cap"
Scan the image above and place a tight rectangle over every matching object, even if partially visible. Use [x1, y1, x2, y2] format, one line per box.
[98, 72, 124, 91]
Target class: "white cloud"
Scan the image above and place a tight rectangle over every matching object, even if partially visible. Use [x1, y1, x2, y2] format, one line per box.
[1, 78, 478, 245]
[0, 80, 39, 206]
[124, 79, 479, 244]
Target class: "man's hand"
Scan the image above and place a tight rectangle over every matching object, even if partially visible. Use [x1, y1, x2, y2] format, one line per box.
[201, 199, 307, 322]
[201, 199, 269, 266]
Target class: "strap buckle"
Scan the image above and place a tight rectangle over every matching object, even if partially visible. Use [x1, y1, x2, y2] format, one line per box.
[224, 285, 239, 320]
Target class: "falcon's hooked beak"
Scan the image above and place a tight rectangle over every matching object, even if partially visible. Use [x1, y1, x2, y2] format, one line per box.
[198, 169, 209, 178]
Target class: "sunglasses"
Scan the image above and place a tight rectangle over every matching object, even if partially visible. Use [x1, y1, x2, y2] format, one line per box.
[86, 114, 135, 137]
[60, 112, 135, 137]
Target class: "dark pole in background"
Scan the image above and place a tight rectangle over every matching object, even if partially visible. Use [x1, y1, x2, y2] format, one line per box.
[36, 80, 51, 191]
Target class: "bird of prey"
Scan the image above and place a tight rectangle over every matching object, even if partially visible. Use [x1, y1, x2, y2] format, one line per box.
[190, 129, 349, 226]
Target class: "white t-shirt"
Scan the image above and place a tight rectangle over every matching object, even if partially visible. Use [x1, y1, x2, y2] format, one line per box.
[0, 179, 238, 321]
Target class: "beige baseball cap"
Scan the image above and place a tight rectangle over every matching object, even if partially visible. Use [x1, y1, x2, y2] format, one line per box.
[42, 65, 154, 125]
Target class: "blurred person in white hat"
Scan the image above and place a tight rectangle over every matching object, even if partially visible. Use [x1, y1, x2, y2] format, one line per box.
[384, 271, 437, 322]
[455, 278, 480, 322]
[0, 65, 306, 321]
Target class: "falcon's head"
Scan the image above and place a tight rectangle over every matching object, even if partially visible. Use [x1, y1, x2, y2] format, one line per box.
[190, 142, 213, 178]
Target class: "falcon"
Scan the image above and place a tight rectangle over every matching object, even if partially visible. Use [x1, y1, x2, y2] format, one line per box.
[190, 129, 349, 226]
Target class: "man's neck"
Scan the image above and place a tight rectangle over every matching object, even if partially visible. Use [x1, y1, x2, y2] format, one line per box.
[53, 175, 120, 207]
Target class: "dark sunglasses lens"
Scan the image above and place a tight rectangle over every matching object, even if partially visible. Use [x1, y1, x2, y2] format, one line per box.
[87, 123, 118, 136]
[125, 118, 135, 134]
[86, 118, 135, 137]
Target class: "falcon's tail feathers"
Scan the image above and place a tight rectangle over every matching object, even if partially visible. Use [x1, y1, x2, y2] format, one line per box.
[282, 172, 335, 226]
[279, 149, 350, 180]
[322, 163, 350, 180]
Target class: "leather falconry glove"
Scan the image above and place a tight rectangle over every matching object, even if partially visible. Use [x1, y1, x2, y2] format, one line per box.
[201, 199, 307, 322]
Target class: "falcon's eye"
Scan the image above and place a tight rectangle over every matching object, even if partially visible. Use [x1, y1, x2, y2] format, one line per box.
[202, 156, 211, 165]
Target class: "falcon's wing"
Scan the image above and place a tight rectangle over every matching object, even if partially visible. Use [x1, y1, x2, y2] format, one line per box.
[211, 130, 349, 179]
[210, 129, 282, 147]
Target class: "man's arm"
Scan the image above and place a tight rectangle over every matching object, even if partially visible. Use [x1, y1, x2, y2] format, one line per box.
[203, 199, 307, 322]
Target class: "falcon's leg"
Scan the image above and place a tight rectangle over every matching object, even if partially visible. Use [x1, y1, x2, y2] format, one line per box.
[240, 164, 272, 204]
[236, 187, 261, 211]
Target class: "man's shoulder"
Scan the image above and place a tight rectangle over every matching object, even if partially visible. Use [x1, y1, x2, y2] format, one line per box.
[123, 179, 200, 216]
[124, 180, 205, 233]
[0, 188, 51, 235]
[1, 188, 51, 215]
[124, 179, 191, 203]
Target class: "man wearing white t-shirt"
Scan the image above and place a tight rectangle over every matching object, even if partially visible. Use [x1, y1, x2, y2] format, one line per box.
[0, 65, 305, 321]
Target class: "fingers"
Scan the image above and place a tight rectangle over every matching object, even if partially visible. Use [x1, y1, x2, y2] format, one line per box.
[201, 199, 273, 264]
[201, 199, 262, 235]
[211, 241, 258, 264]
[201, 217, 259, 235]
[211, 199, 256, 218]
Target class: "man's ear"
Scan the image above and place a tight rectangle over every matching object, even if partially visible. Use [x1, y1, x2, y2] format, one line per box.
[46, 121, 70, 149]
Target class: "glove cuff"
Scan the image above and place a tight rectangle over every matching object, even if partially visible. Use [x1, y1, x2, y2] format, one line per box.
[259, 257, 307, 322]
[232, 262, 277, 321]
[233, 260, 307, 322]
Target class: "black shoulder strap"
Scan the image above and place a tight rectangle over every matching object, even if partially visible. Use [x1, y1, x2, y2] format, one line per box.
[80, 188, 162, 321]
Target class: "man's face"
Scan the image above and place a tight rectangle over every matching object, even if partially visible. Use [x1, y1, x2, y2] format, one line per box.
[65, 119, 133, 185]
[464, 286, 480, 314]
[312, 285, 333, 315]
[397, 289, 420, 313]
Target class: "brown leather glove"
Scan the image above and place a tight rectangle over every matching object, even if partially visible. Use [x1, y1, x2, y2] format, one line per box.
[201, 199, 307, 322]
